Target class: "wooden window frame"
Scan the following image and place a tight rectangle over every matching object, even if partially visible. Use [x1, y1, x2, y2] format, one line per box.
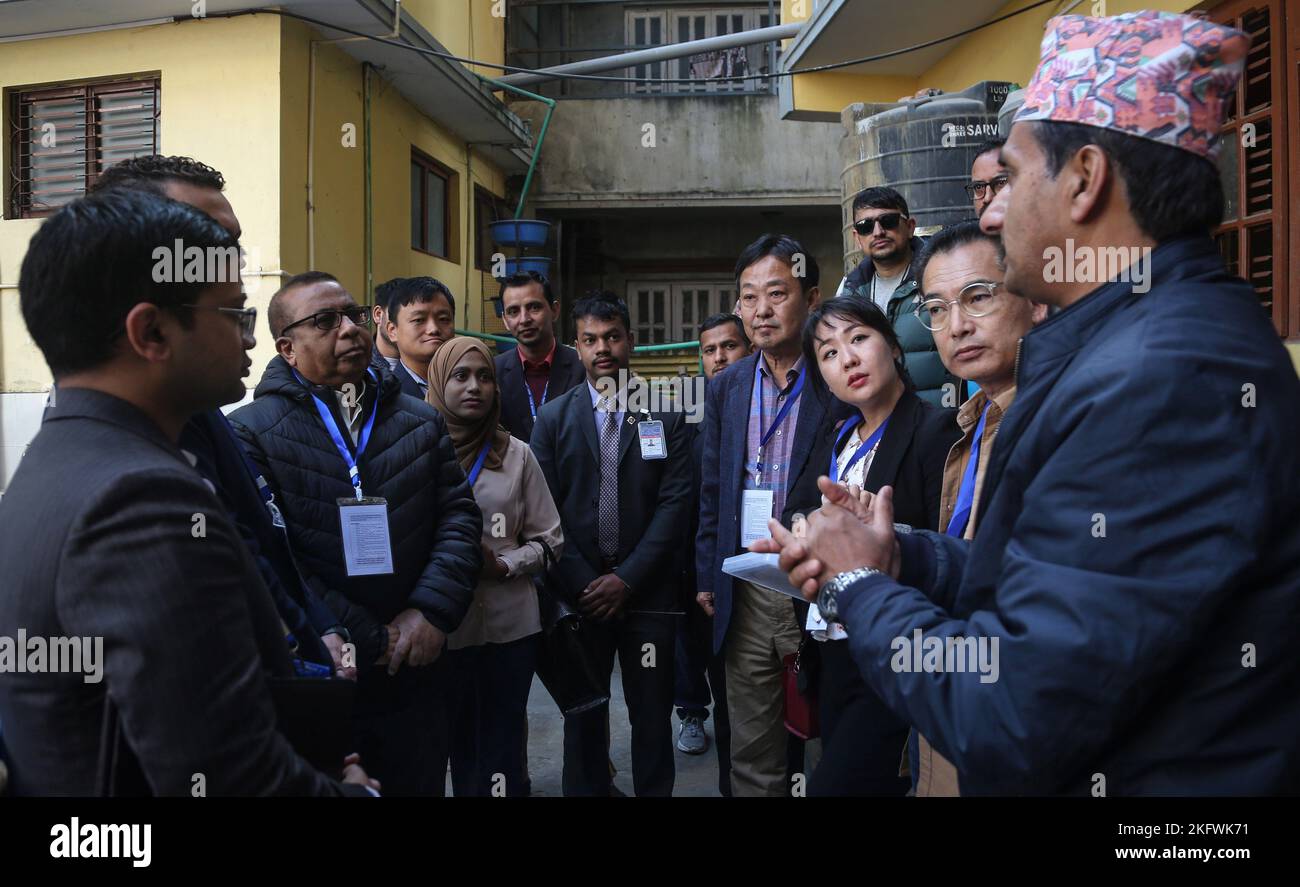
[410, 148, 458, 262]
[473, 184, 509, 271]
[1211, 0, 1292, 338]
[9, 74, 160, 219]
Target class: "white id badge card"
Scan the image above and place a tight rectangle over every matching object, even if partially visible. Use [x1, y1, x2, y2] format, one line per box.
[740, 488, 775, 548]
[338, 497, 395, 576]
[637, 420, 666, 460]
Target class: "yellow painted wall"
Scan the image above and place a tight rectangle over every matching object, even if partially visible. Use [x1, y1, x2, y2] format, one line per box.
[405, 0, 506, 72]
[917, 0, 1202, 94]
[783, 0, 1206, 118]
[0, 14, 284, 393]
[278, 18, 508, 340]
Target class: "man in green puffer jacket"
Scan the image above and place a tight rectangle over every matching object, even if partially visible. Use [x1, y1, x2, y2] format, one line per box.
[835, 186, 962, 407]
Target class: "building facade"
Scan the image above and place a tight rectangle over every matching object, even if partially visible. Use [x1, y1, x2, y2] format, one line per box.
[1, 0, 535, 491]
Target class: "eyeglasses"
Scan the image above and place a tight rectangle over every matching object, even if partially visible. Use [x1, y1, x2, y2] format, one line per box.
[178, 304, 258, 337]
[964, 174, 1009, 200]
[853, 212, 906, 236]
[278, 306, 372, 337]
[914, 281, 1005, 331]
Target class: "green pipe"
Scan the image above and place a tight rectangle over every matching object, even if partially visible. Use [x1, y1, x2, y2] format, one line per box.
[478, 76, 555, 219]
[455, 328, 698, 354]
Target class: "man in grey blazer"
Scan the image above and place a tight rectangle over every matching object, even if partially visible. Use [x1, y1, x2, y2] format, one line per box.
[0, 187, 375, 796]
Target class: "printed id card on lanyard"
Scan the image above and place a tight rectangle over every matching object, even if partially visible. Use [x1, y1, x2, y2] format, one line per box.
[638, 417, 666, 460]
[297, 368, 395, 576]
[741, 361, 805, 548]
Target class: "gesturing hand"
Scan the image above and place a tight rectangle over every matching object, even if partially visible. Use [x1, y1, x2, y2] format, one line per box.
[751, 478, 900, 600]
[387, 608, 446, 674]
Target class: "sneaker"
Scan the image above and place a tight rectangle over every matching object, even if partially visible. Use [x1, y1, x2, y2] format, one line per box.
[676, 715, 709, 755]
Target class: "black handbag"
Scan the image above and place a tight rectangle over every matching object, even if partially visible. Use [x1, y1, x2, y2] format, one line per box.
[529, 536, 610, 717]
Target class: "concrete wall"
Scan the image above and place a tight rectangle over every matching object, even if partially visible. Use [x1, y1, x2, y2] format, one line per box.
[514, 94, 840, 206]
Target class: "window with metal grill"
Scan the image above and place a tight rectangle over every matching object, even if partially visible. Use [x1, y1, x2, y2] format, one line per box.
[1212, 0, 1293, 337]
[9, 75, 160, 219]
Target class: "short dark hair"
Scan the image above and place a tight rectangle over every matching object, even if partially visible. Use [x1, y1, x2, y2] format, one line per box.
[498, 270, 554, 304]
[851, 186, 909, 218]
[734, 233, 820, 294]
[373, 277, 406, 317]
[388, 276, 455, 324]
[913, 220, 1001, 291]
[699, 312, 749, 346]
[270, 271, 341, 337]
[802, 292, 911, 392]
[1026, 120, 1225, 241]
[974, 137, 1006, 160]
[572, 289, 630, 334]
[19, 188, 238, 377]
[89, 154, 226, 195]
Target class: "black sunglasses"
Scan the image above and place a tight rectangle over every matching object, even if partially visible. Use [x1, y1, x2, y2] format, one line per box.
[853, 212, 905, 236]
[278, 305, 372, 337]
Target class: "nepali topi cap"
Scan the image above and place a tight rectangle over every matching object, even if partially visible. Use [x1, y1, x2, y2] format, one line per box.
[1013, 10, 1249, 160]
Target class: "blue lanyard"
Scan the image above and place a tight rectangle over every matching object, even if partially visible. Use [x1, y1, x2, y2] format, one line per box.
[946, 400, 992, 538]
[754, 360, 806, 478]
[829, 414, 891, 483]
[525, 377, 550, 421]
[295, 368, 379, 499]
[466, 439, 491, 486]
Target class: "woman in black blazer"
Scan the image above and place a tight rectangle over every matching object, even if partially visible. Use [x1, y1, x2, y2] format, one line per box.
[794, 293, 960, 796]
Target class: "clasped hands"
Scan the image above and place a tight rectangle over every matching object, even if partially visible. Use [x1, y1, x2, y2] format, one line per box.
[377, 608, 446, 675]
[749, 477, 902, 602]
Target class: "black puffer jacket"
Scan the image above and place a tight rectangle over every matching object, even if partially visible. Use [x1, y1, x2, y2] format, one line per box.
[230, 356, 481, 666]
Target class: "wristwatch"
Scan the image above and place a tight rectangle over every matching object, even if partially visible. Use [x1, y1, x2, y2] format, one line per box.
[816, 567, 881, 623]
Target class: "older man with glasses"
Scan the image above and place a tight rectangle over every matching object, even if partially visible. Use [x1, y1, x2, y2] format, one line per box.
[230, 270, 482, 796]
[905, 219, 1045, 795]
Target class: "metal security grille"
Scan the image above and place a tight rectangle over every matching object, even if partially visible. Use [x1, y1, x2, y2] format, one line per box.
[1212, 0, 1290, 336]
[10, 76, 160, 219]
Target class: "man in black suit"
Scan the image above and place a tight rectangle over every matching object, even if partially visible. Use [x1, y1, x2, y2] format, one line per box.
[0, 187, 375, 795]
[494, 272, 586, 443]
[384, 276, 456, 400]
[530, 293, 692, 796]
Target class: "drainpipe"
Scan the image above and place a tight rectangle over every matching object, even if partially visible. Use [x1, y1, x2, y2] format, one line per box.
[495, 22, 801, 88]
[308, 1, 401, 269]
[478, 77, 555, 220]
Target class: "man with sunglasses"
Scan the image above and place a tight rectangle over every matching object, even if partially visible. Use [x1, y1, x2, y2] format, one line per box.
[231, 271, 482, 796]
[966, 139, 1008, 220]
[835, 186, 959, 407]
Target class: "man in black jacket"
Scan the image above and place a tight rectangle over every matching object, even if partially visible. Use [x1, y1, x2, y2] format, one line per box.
[494, 272, 586, 443]
[531, 293, 692, 796]
[231, 271, 482, 796]
[0, 188, 375, 795]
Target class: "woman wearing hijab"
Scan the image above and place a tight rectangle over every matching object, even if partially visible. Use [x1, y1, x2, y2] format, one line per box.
[427, 336, 564, 797]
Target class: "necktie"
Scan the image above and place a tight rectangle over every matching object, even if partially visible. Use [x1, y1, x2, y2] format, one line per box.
[597, 398, 620, 559]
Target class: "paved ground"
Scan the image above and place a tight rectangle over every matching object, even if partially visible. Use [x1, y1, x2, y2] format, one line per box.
[524, 663, 724, 797]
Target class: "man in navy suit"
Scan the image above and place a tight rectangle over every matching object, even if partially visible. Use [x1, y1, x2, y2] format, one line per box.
[385, 277, 456, 400]
[531, 292, 692, 796]
[696, 235, 850, 797]
[493, 272, 586, 443]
